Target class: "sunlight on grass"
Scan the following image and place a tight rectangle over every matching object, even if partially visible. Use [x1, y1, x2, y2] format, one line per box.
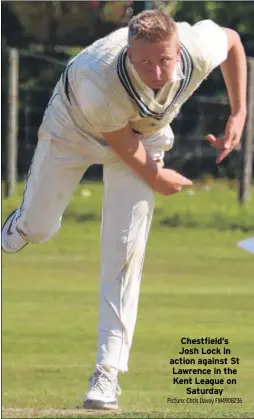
[2, 181, 254, 418]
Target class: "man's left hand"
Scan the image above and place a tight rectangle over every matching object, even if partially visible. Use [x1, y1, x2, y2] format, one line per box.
[205, 113, 246, 164]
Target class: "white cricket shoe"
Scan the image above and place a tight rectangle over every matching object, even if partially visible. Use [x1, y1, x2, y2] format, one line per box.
[2, 209, 28, 253]
[83, 365, 121, 410]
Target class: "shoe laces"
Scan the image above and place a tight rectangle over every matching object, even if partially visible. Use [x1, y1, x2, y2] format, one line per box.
[90, 365, 121, 396]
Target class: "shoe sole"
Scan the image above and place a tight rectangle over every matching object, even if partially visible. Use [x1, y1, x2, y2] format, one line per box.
[83, 399, 118, 410]
[1, 209, 28, 253]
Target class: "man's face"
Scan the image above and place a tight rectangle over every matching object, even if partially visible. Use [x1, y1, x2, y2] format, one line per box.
[127, 37, 180, 90]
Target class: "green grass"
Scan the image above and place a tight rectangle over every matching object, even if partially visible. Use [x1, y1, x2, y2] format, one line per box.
[2, 181, 254, 418]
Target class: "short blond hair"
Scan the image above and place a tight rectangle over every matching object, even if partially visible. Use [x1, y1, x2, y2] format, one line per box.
[128, 10, 178, 44]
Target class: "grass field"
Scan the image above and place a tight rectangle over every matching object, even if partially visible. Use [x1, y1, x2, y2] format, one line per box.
[2, 180, 254, 418]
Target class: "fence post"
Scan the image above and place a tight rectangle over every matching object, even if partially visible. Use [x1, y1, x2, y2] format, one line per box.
[238, 57, 254, 204]
[5, 47, 19, 198]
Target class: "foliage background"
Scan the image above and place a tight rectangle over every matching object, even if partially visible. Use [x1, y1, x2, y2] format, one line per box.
[2, 1, 254, 179]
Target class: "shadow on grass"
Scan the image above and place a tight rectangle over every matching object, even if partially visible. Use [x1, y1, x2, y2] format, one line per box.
[64, 210, 254, 232]
[160, 213, 254, 232]
[64, 213, 100, 223]
[2, 408, 254, 419]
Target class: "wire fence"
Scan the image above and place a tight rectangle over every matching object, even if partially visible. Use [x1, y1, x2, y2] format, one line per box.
[15, 90, 234, 179]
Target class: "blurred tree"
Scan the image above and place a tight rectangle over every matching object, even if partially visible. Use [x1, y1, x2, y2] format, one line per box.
[3, 1, 253, 54]
[100, 1, 134, 24]
[1, 1, 28, 47]
[170, 1, 254, 56]
[9, 1, 101, 46]
[2, 1, 253, 179]
[131, 1, 146, 15]
[2, 1, 135, 47]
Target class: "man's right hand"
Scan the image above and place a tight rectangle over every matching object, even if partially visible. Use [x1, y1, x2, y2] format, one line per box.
[102, 125, 192, 196]
[153, 168, 193, 196]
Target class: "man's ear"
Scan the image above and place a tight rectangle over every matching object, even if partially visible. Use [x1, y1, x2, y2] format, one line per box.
[127, 47, 133, 64]
[176, 43, 181, 61]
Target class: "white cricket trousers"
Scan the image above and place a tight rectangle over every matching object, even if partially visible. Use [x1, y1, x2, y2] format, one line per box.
[16, 134, 155, 372]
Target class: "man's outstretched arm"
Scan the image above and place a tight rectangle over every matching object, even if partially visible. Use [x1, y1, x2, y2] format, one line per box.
[206, 28, 247, 164]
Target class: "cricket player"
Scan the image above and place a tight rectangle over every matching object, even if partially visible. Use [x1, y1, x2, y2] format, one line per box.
[2, 10, 247, 410]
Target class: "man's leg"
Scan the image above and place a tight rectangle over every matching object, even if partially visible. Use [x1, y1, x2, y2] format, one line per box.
[98, 161, 154, 370]
[2, 139, 90, 252]
[84, 159, 154, 409]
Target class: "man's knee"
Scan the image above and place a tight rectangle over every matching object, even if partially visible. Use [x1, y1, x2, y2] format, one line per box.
[17, 217, 62, 243]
